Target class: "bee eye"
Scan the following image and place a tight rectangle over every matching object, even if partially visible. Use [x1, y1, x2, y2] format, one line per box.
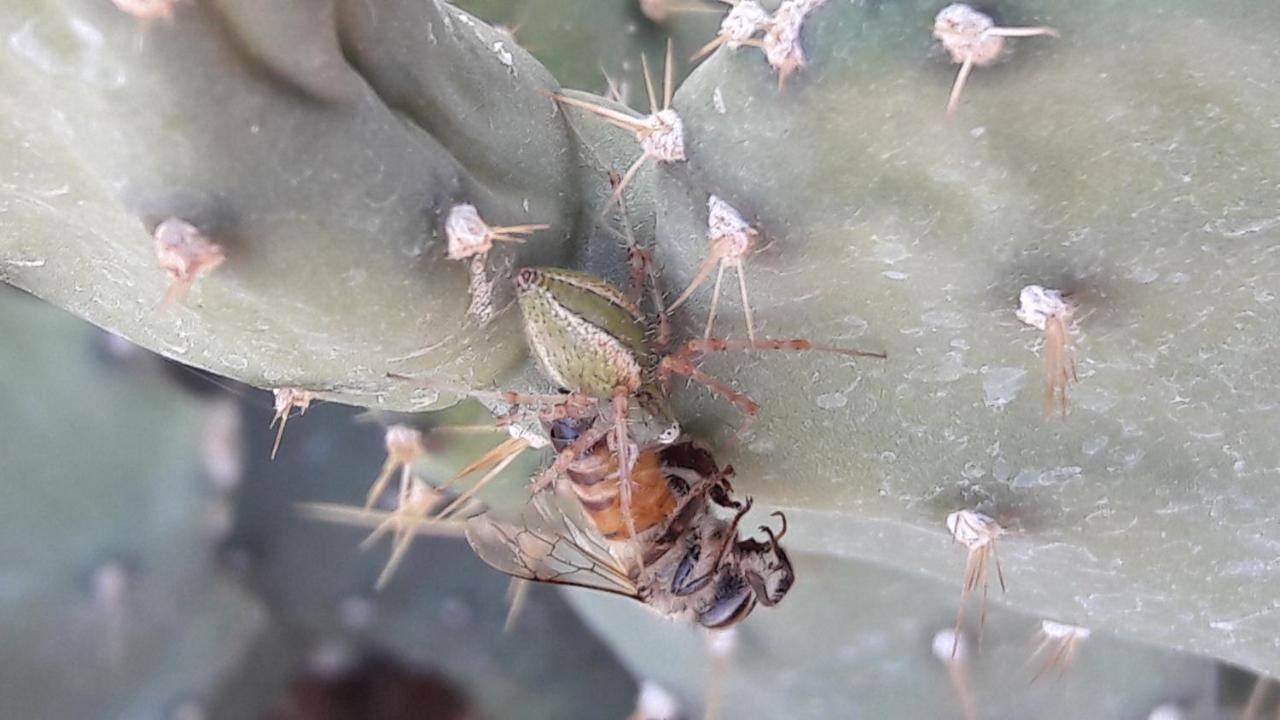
[698, 587, 755, 629]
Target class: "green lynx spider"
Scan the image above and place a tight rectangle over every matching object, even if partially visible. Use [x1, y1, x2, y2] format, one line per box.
[398, 253, 884, 545]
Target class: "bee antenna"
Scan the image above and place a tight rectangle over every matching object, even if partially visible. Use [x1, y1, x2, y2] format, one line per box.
[770, 511, 787, 540]
[757, 514, 786, 549]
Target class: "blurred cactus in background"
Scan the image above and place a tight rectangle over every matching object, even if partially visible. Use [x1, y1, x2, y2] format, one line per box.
[2, 0, 1280, 717]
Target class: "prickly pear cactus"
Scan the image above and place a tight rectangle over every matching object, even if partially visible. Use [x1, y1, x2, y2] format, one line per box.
[643, 0, 1280, 680]
[0, 0, 577, 408]
[4, 0, 1280, 709]
[0, 290, 264, 720]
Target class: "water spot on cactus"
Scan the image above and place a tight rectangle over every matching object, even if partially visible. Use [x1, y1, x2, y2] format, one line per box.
[1010, 466, 1042, 489]
[712, 86, 727, 114]
[837, 315, 868, 338]
[907, 351, 968, 383]
[1012, 466, 1083, 489]
[98, 262, 134, 288]
[408, 387, 441, 409]
[922, 309, 967, 329]
[221, 354, 249, 371]
[981, 366, 1026, 410]
[8, 16, 126, 89]
[492, 41, 515, 73]
[882, 270, 909, 280]
[814, 392, 847, 410]
[1129, 266, 1160, 284]
[1074, 384, 1119, 414]
[2, 256, 46, 268]
[991, 456, 1011, 482]
[872, 240, 910, 264]
[1081, 435, 1110, 456]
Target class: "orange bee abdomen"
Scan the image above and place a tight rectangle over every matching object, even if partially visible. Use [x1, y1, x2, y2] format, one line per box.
[565, 444, 676, 540]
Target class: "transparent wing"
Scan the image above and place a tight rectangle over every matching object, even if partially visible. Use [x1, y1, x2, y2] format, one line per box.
[465, 496, 640, 599]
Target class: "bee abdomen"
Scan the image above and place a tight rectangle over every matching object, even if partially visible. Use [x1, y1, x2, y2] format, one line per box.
[566, 449, 675, 540]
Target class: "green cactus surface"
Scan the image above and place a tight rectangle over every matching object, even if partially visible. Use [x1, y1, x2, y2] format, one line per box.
[0, 0, 578, 409]
[0, 289, 264, 720]
[638, 0, 1280, 679]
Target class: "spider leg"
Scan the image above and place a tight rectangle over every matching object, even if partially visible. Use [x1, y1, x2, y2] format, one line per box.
[611, 389, 642, 553]
[602, 153, 649, 217]
[658, 355, 760, 437]
[529, 414, 612, 493]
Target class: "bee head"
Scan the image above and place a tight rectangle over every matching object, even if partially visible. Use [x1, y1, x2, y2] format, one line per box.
[734, 512, 795, 607]
[695, 512, 793, 628]
[696, 572, 757, 629]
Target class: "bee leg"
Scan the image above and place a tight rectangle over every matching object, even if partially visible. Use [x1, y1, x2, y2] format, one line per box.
[672, 499, 754, 596]
[767, 511, 787, 540]
[602, 153, 648, 217]
[707, 476, 740, 509]
[671, 544, 713, 596]
[743, 572, 774, 606]
[744, 513, 793, 606]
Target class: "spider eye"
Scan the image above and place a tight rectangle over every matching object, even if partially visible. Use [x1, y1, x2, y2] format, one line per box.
[659, 423, 680, 444]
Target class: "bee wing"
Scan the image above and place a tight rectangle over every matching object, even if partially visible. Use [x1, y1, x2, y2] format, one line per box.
[465, 496, 641, 599]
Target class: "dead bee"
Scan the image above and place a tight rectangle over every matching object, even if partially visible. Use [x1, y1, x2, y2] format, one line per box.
[467, 422, 793, 627]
